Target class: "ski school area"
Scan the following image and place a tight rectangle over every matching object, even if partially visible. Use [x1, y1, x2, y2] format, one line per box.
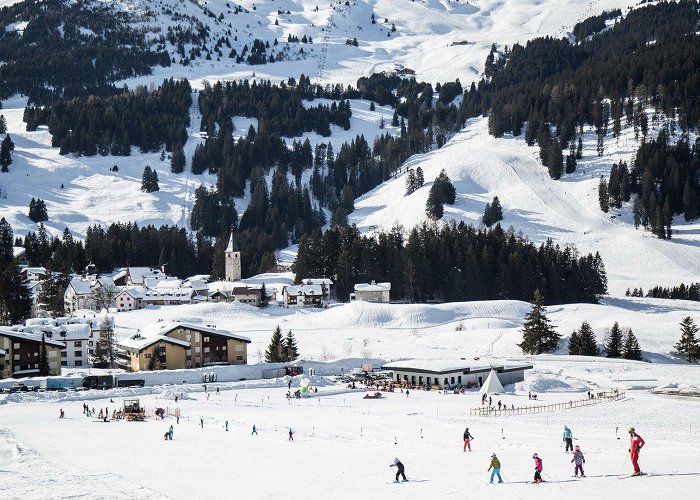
[2, 361, 700, 499]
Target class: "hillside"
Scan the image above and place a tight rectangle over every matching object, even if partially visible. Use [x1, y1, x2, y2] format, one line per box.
[0, 0, 698, 295]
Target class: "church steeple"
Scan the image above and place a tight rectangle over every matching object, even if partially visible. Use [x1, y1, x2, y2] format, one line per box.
[225, 232, 241, 281]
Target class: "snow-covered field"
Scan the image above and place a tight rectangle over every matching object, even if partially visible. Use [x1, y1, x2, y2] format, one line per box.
[2, 363, 700, 499]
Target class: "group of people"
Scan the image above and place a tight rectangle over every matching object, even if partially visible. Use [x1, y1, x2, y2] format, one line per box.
[479, 425, 645, 483]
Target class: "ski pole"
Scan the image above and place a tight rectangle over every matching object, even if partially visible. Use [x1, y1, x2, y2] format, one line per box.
[618, 454, 629, 476]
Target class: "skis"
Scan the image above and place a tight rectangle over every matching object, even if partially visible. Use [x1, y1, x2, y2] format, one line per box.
[618, 472, 652, 479]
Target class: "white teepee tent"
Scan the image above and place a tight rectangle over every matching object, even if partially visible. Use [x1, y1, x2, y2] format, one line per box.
[479, 369, 505, 394]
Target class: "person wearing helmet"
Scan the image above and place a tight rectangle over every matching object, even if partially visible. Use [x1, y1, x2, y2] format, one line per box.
[628, 427, 645, 476]
[563, 425, 573, 453]
[390, 458, 407, 482]
[532, 453, 544, 483]
[488, 453, 503, 483]
[571, 445, 586, 477]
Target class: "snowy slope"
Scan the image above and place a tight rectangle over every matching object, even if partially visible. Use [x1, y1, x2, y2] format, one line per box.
[350, 117, 700, 294]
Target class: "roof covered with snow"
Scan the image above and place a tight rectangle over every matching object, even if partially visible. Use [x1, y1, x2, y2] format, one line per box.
[128, 321, 251, 345]
[354, 282, 391, 292]
[283, 285, 323, 296]
[0, 328, 66, 348]
[382, 359, 532, 375]
[68, 277, 93, 295]
[302, 278, 334, 286]
[119, 333, 190, 351]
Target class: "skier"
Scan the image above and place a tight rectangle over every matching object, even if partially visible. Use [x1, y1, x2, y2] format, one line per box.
[463, 427, 474, 452]
[563, 425, 573, 453]
[628, 427, 645, 476]
[390, 458, 407, 482]
[225, 420, 229, 431]
[288, 429, 295, 441]
[532, 453, 544, 483]
[216, 387, 220, 395]
[251, 425, 258, 435]
[571, 445, 585, 477]
[488, 453, 503, 483]
[168, 425, 174, 440]
[200, 417, 204, 428]
[405, 389, 409, 398]
[59, 409, 64, 418]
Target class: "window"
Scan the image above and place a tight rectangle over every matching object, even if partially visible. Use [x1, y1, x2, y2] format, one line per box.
[88, 349, 93, 355]
[88, 341, 93, 346]
[195, 342, 200, 347]
[451, 377, 455, 384]
[61, 351, 67, 358]
[235, 355, 244, 361]
[60, 361, 67, 367]
[74, 351, 82, 357]
[186, 355, 191, 361]
[204, 347, 210, 353]
[235, 345, 243, 352]
[204, 337, 210, 342]
[222, 345, 227, 351]
[144, 353, 152, 359]
[13, 354, 19, 361]
[75, 360, 82, 367]
[13, 343, 19, 349]
[48, 350, 57, 358]
[186, 334, 191, 341]
[74, 341, 82, 347]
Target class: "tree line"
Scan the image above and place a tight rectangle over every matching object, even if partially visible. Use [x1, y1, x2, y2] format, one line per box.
[23, 78, 191, 156]
[293, 223, 607, 304]
[626, 282, 700, 302]
[0, 218, 31, 325]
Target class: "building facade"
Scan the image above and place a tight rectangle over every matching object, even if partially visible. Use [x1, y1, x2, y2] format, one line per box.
[350, 281, 391, 303]
[281, 285, 323, 307]
[383, 360, 533, 389]
[0, 329, 64, 377]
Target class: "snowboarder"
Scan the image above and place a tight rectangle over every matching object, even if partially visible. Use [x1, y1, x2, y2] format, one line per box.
[463, 427, 474, 452]
[251, 425, 258, 435]
[532, 453, 544, 483]
[225, 420, 229, 431]
[288, 429, 294, 441]
[488, 453, 503, 483]
[563, 425, 573, 453]
[390, 458, 407, 482]
[168, 425, 173, 440]
[628, 427, 645, 476]
[571, 445, 585, 477]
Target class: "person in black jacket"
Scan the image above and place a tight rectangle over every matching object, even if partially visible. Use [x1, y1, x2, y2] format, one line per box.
[463, 427, 474, 451]
[390, 458, 407, 482]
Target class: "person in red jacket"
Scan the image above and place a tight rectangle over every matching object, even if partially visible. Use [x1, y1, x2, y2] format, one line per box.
[628, 427, 645, 476]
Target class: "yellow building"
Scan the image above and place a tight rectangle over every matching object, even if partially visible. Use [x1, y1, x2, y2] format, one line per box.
[117, 322, 251, 372]
[0, 328, 64, 377]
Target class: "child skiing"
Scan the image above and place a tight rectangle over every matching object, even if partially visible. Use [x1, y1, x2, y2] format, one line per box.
[563, 425, 573, 453]
[571, 445, 585, 477]
[532, 453, 544, 483]
[390, 458, 407, 482]
[628, 427, 645, 476]
[463, 427, 474, 452]
[488, 453, 503, 483]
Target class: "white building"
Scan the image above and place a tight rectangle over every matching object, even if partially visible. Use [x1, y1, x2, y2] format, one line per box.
[12, 323, 93, 368]
[115, 288, 145, 312]
[281, 284, 323, 307]
[64, 277, 95, 313]
[350, 281, 391, 303]
[382, 359, 533, 389]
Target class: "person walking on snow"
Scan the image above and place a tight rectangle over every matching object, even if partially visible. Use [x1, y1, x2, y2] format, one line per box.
[571, 445, 585, 477]
[628, 427, 645, 476]
[488, 453, 503, 483]
[251, 425, 258, 435]
[463, 427, 474, 452]
[168, 425, 173, 440]
[288, 429, 294, 441]
[390, 458, 407, 482]
[532, 453, 544, 483]
[563, 425, 573, 453]
[200, 418, 204, 428]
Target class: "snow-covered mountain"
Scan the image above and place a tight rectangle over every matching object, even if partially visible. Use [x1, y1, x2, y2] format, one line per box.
[0, 0, 698, 294]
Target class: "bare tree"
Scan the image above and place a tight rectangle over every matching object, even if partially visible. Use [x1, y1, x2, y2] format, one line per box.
[92, 282, 117, 311]
[99, 313, 116, 368]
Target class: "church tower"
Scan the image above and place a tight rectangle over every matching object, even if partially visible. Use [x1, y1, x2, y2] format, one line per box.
[225, 233, 241, 282]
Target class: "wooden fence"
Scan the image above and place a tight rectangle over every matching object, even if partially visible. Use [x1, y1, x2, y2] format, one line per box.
[469, 391, 625, 417]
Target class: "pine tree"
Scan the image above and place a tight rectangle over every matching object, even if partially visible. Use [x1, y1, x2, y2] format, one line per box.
[598, 177, 609, 212]
[577, 321, 599, 356]
[0, 115, 6, 134]
[0, 134, 14, 172]
[405, 169, 416, 195]
[675, 316, 699, 362]
[171, 142, 186, 173]
[260, 282, 269, 307]
[38, 334, 50, 375]
[284, 330, 299, 361]
[518, 289, 561, 354]
[605, 321, 623, 358]
[415, 166, 424, 187]
[425, 186, 444, 220]
[622, 329, 642, 361]
[265, 325, 285, 362]
[568, 329, 581, 355]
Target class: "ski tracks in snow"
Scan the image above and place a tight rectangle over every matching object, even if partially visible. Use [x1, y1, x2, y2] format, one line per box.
[0, 428, 169, 500]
